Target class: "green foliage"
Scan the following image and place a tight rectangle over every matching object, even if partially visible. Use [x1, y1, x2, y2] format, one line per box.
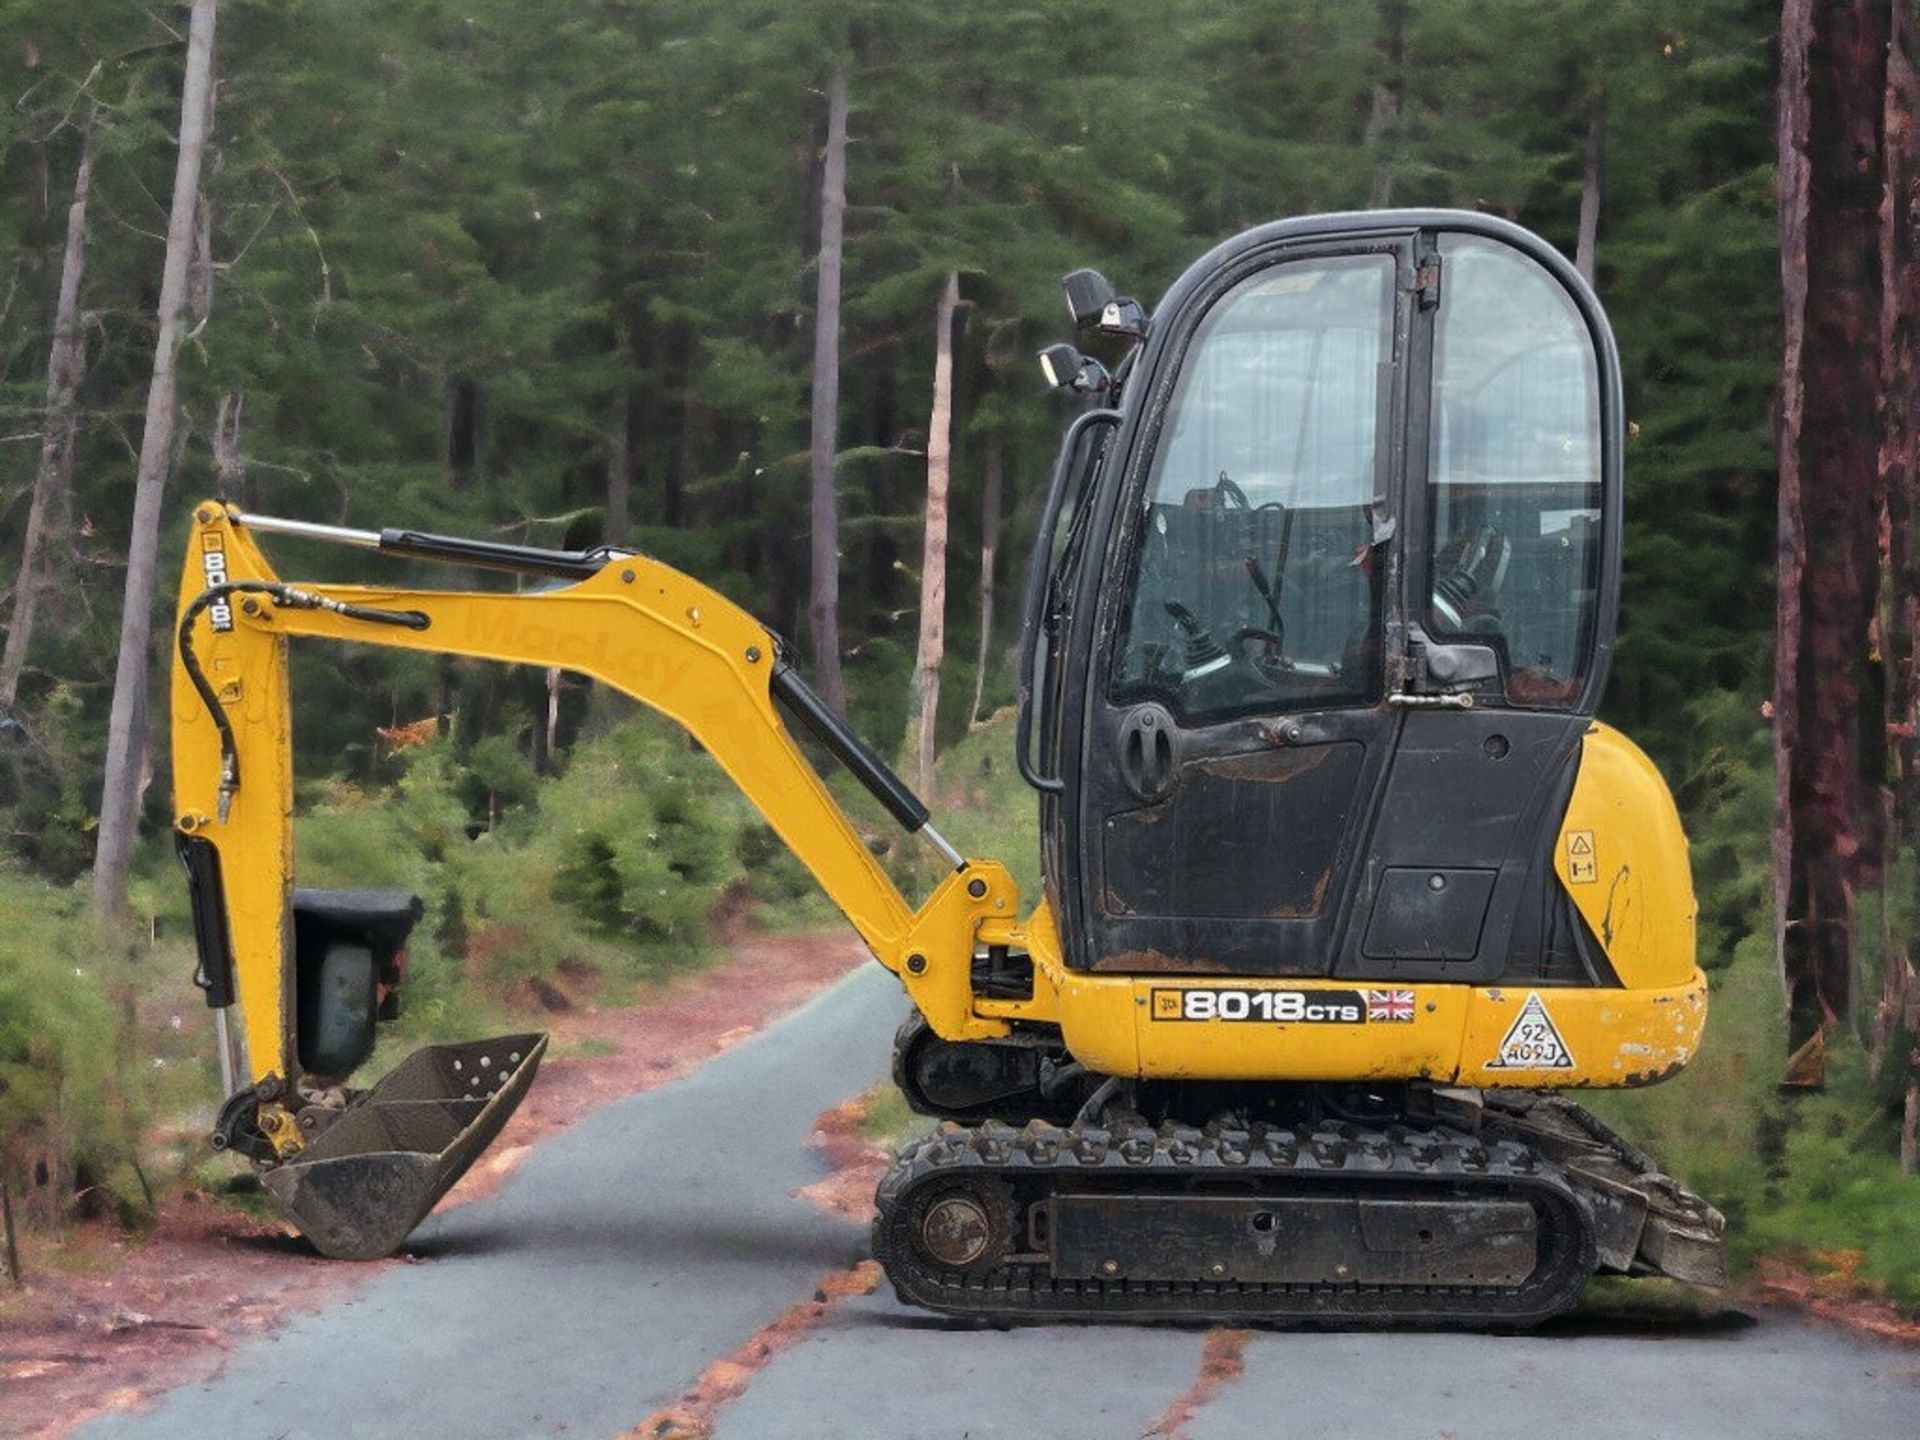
[1751, 1047, 1920, 1299]
[459, 734, 541, 816]
[298, 715, 813, 1007]
[0, 0, 1781, 873]
[0, 868, 140, 1221]
[856, 1082, 926, 1149]
[1592, 691, 1920, 1303]
[916, 713, 1042, 903]
[542, 721, 746, 947]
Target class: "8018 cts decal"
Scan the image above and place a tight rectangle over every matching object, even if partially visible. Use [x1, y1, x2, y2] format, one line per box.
[1151, 988, 1418, 1024]
[1152, 988, 1371, 1024]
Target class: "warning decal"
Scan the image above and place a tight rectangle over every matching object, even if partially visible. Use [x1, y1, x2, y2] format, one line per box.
[1486, 992, 1575, 1070]
[1566, 829, 1597, 884]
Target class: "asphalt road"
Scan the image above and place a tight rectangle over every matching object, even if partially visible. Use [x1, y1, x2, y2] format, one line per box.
[80, 962, 1920, 1440]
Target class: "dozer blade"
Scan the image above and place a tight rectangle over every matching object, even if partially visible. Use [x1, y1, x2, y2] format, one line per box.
[1481, 1090, 1728, 1289]
[262, 1033, 547, 1260]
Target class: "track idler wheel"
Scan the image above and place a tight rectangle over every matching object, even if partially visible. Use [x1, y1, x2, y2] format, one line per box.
[907, 1177, 1017, 1274]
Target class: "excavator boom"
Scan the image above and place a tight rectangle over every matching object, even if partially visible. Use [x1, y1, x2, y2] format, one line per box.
[172, 502, 1020, 1253]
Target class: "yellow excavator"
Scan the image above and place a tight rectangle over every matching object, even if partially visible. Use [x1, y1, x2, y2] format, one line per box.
[172, 210, 1724, 1325]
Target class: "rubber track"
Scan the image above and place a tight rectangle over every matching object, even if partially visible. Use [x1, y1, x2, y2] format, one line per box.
[872, 1117, 1598, 1327]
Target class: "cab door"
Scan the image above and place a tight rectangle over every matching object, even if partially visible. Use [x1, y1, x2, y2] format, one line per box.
[1069, 237, 1413, 977]
[1057, 216, 1618, 981]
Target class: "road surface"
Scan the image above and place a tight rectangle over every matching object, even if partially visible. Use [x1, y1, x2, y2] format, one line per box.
[77, 963, 1920, 1440]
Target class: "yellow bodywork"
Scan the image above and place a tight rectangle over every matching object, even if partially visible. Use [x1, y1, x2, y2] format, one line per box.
[173, 503, 1706, 1151]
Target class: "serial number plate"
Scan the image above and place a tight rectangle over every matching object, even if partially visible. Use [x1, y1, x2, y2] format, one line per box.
[1151, 987, 1371, 1024]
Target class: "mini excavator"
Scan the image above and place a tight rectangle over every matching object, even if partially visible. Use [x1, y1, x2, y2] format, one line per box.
[173, 210, 1725, 1326]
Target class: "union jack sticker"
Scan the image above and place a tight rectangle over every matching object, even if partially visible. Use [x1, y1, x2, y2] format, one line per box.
[1365, 988, 1415, 1023]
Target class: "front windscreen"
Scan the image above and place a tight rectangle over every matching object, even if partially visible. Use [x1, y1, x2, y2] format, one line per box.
[1113, 253, 1394, 724]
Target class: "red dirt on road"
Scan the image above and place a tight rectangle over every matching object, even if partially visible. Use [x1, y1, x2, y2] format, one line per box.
[623, 1261, 883, 1440]
[1143, 1330, 1252, 1440]
[0, 929, 868, 1440]
[793, 1094, 893, 1223]
[1749, 1254, 1920, 1349]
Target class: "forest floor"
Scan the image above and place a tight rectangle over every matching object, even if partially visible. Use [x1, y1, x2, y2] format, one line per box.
[0, 925, 867, 1440]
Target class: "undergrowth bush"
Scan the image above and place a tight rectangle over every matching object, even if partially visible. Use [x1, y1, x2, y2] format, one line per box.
[0, 868, 151, 1228]
[299, 713, 822, 1010]
[1, 708, 854, 1243]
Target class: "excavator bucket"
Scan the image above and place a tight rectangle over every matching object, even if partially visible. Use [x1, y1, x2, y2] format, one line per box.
[263, 1033, 547, 1260]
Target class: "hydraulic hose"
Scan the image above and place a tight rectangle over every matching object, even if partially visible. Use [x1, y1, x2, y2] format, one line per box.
[179, 582, 428, 821]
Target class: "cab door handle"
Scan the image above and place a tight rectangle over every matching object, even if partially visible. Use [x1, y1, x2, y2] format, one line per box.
[1119, 705, 1178, 802]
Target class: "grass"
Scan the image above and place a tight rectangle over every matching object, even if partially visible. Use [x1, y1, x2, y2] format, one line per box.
[914, 711, 1042, 903]
[856, 1084, 929, 1149]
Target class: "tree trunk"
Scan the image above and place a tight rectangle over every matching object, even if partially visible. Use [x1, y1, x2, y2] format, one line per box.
[1, 1168, 19, 1287]
[665, 321, 693, 530]
[445, 374, 478, 490]
[213, 392, 245, 501]
[189, 152, 215, 327]
[806, 65, 849, 711]
[1575, 89, 1607, 285]
[544, 666, 562, 772]
[1905, 1068, 1919, 1174]
[608, 383, 634, 546]
[969, 433, 1003, 728]
[93, 0, 219, 923]
[0, 125, 93, 714]
[912, 271, 959, 796]
[1773, 0, 1889, 1078]
[1364, 0, 1407, 208]
[1881, 0, 1920, 1167]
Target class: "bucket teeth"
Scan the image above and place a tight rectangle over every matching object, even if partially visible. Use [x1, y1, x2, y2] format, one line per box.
[262, 1033, 547, 1260]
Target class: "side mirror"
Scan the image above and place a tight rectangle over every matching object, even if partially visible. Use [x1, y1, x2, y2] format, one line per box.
[1062, 269, 1117, 327]
[1061, 269, 1147, 338]
[1038, 342, 1111, 394]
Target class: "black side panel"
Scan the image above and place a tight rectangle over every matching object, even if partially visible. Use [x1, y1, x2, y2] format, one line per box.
[1362, 867, 1498, 961]
[1104, 742, 1365, 919]
[291, 889, 423, 950]
[1337, 710, 1587, 983]
[1498, 743, 1623, 988]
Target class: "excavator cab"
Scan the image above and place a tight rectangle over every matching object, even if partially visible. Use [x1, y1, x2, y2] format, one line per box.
[1027, 214, 1622, 989]
[173, 210, 1722, 1318]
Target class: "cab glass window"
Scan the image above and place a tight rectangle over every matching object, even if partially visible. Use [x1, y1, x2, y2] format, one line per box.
[1113, 253, 1394, 723]
[1426, 234, 1601, 707]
